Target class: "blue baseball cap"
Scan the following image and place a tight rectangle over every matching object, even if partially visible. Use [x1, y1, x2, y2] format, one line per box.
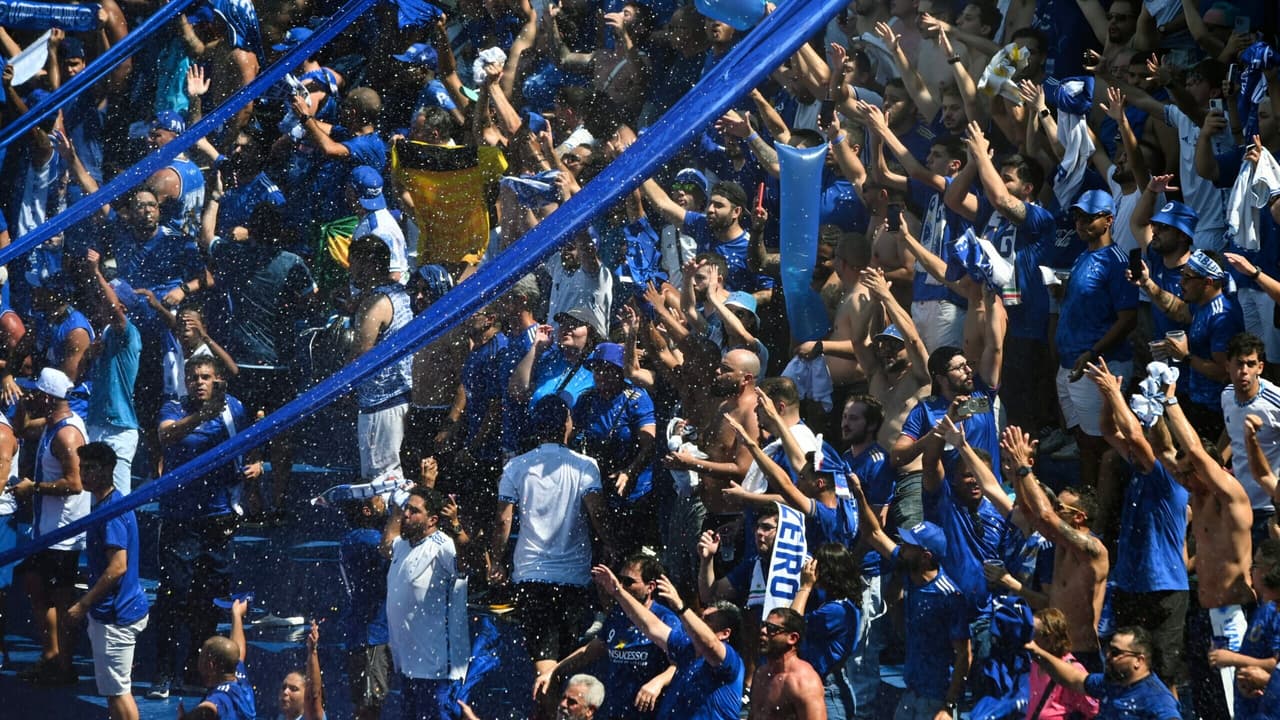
[153, 110, 186, 134]
[1070, 189, 1114, 216]
[25, 88, 51, 109]
[586, 342, 625, 371]
[60, 37, 86, 60]
[875, 324, 905, 344]
[349, 165, 386, 211]
[525, 110, 549, 134]
[724, 291, 758, 324]
[898, 521, 948, 559]
[394, 43, 438, 71]
[1150, 201, 1199, 238]
[272, 27, 314, 52]
[673, 168, 710, 198]
[415, 264, 454, 304]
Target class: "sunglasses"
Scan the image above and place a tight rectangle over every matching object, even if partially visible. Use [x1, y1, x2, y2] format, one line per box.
[1052, 499, 1087, 516]
[762, 621, 789, 636]
[618, 576, 642, 587]
[1106, 645, 1141, 659]
[671, 182, 702, 195]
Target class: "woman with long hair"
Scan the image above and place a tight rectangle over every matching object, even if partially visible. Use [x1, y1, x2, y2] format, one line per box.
[791, 542, 863, 720]
[1027, 608, 1098, 719]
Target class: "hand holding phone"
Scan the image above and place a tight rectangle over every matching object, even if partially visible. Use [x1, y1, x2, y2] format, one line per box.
[886, 204, 902, 231]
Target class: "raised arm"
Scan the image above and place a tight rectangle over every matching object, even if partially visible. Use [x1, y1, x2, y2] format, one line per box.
[1161, 381, 1244, 500]
[593, 565, 673, 651]
[1003, 426, 1106, 563]
[640, 178, 690, 227]
[862, 268, 932, 386]
[723, 412, 809, 513]
[1084, 359, 1157, 470]
[873, 21, 939, 119]
[304, 621, 325, 720]
[230, 598, 249, 662]
[848, 472, 897, 558]
[1025, 640, 1089, 694]
[965, 121, 1028, 224]
[1243, 415, 1279, 500]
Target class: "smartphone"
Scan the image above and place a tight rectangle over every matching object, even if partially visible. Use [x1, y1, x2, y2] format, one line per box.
[957, 396, 990, 418]
[1128, 248, 1144, 278]
[819, 100, 836, 129]
[1234, 15, 1250, 34]
[1228, 63, 1237, 86]
[886, 204, 902, 231]
[1210, 98, 1225, 113]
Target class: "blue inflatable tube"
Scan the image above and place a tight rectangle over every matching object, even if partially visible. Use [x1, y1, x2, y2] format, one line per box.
[0, 0, 851, 567]
[0, 0, 199, 150]
[0, 1, 102, 32]
[0, 0, 378, 266]
[777, 142, 832, 344]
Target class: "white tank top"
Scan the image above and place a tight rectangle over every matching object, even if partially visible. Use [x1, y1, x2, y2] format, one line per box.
[32, 412, 89, 550]
[0, 414, 18, 516]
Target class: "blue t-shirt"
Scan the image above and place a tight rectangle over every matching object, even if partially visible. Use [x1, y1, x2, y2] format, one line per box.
[460, 332, 509, 458]
[819, 172, 869, 234]
[924, 479, 1006, 612]
[87, 321, 141, 430]
[681, 211, 759, 292]
[978, 199, 1057, 340]
[907, 178, 969, 306]
[110, 225, 203, 295]
[901, 379, 1003, 483]
[1236, 600, 1280, 720]
[1187, 294, 1245, 406]
[1144, 248, 1188, 339]
[1113, 459, 1189, 593]
[205, 660, 257, 720]
[1082, 672, 1181, 719]
[415, 78, 457, 113]
[157, 396, 249, 519]
[598, 602, 681, 720]
[800, 598, 860, 677]
[1055, 244, 1138, 367]
[657, 624, 744, 720]
[338, 527, 389, 648]
[86, 490, 149, 625]
[807, 496, 858, 552]
[572, 382, 656, 503]
[845, 444, 896, 577]
[892, 548, 970, 700]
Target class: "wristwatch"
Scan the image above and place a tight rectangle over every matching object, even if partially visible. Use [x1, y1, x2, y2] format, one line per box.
[1038, 108, 1052, 119]
[1016, 466, 1033, 478]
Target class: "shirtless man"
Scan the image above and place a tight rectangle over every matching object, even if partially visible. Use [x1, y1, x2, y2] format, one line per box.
[665, 348, 759, 517]
[998, 426, 1110, 671]
[852, 267, 930, 526]
[1158, 375, 1253, 718]
[749, 608, 826, 720]
[794, 233, 874, 388]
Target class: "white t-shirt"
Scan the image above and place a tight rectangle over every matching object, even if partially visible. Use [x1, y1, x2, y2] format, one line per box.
[546, 252, 613, 335]
[1222, 378, 1280, 510]
[386, 531, 466, 680]
[1165, 106, 1232, 244]
[354, 208, 410, 279]
[742, 422, 820, 494]
[498, 443, 602, 586]
[1106, 166, 1143, 254]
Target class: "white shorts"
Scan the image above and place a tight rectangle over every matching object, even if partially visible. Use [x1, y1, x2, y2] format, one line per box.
[1057, 361, 1133, 437]
[358, 402, 409, 479]
[88, 614, 148, 696]
[911, 299, 966, 354]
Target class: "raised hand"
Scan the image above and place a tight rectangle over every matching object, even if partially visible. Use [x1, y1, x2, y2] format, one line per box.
[1100, 86, 1127, 122]
[186, 64, 211, 98]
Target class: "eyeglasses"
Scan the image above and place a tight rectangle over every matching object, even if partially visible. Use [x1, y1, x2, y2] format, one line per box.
[618, 575, 642, 587]
[945, 361, 971, 373]
[1106, 645, 1141, 659]
[762, 621, 789, 636]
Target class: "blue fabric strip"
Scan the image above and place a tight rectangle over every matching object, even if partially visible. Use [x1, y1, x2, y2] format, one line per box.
[0, 0, 200, 150]
[0, 0, 850, 567]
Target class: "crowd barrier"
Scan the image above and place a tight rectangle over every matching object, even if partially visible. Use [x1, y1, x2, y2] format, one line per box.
[0, 0, 851, 567]
[0, 0, 200, 150]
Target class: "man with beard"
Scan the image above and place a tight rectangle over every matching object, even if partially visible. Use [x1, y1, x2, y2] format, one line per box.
[107, 188, 204, 309]
[545, 230, 612, 339]
[748, 608, 826, 720]
[851, 269, 930, 526]
[1147, 250, 1244, 439]
[851, 478, 970, 720]
[533, 555, 678, 720]
[1026, 626, 1181, 719]
[1132, 189, 1195, 342]
[893, 287, 1005, 484]
[642, 178, 758, 294]
[666, 349, 759, 522]
[999, 426, 1109, 671]
[382, 487, 467, 720]
[839, 394, 898, 716]
[861, 103, 970, 353]
[1158, 376, 1253, 720]
[634, 168, 708, 287]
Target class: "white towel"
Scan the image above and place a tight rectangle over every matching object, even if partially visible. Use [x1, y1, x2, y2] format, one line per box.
[1053, 80, 1096, 211]
[472, 46, 508, 85]
[978, 43, 1030, 103]
[1225, 146, 1280, 251]
[781, 355, 834, 412]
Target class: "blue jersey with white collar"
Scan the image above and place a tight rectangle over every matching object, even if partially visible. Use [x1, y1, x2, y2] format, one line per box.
[1055, 244, 1138, 367]
[1188, 294, 1244, 406]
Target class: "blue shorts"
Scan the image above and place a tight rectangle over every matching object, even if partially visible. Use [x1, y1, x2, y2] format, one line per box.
[0, 514, 18, 589]
[400, 676, 460, 720]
